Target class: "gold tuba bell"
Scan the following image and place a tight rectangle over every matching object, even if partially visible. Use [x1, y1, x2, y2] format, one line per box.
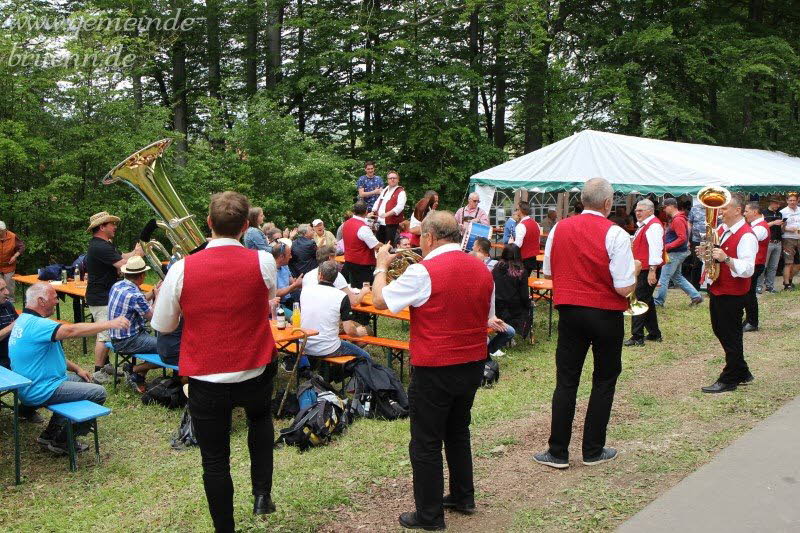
[697, 186, 732, 282]
[103, 139, 205, 279]
[387, 248, 423, 281]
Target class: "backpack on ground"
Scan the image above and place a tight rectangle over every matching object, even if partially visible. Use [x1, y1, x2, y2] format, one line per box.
[275, 391, 349, 451]
[345, 358, 409, 420]
[170, 408, 198, 450]
[482, 358, 500, 388]
[141, 376, 187, 410]
[271, 388, 300, 419]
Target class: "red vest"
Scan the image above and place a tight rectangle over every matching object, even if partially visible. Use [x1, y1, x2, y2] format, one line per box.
[375, 186, 405, 225]
[343, 217, 376, 266]
[753, 219, 769, 265]
[632, 217, 663, 269]
[519, 217, 541, 259]
[409, 250, 493, 367]
[551, 215, 629, 311]
[179, 246, 275, 376]
[709, 222, 754, 296]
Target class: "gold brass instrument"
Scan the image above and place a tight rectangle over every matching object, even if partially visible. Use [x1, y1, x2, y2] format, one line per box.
[697, 186, 732, 282]
[387, 248, 423, 281]
[623, 292, 648, 316]
[103, 139, 205, 279]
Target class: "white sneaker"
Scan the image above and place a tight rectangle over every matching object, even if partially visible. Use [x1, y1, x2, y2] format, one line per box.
[490, 350, 505, 358]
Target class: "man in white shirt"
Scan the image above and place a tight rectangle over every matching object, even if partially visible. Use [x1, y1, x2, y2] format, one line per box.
[372, 170, 407, 246]
[700, 193, 757, 394]
[151, 191, 279, 529]
[342, 201, 381, 290]
[303, 245, 367, 307]
[780, 192, 800, 290]
[625, 199, 664, 347]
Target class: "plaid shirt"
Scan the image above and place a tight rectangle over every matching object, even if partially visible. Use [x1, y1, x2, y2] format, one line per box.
[107, 279, 151, 340]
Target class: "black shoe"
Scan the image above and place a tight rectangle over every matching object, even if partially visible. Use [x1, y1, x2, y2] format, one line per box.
[784, 283, 795, 291]
[701, 381, 738, 394]
[740, 373, 755, 385]
[46, 439, 90, 455]
[532, 450, 569, 469]
[442, 494, 476, 515]
[583, 447, 618, 466]
[21, 410, 45, 424]
[645, 334, 663, 342]
[623, 337, 644, 347]
[398, 511, 445, 531]
[742, 323, 758, 332]
[690, 296, 704, 305]
[253, 495, 276, 515]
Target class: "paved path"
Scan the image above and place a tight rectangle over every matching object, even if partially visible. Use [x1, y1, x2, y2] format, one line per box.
[619, 395, 800, 533]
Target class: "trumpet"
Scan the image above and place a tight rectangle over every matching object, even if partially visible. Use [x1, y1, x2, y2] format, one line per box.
[697, 186, 732, 282]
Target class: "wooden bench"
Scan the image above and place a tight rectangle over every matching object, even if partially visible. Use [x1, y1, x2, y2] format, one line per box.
[45, 400, 111, 472]
[104, 342, 178, 392]
[339, 334, 410, 379]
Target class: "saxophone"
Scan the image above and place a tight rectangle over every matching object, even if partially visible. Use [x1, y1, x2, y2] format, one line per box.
[697, 186, 732, 282]
[102, 139, 206, 279]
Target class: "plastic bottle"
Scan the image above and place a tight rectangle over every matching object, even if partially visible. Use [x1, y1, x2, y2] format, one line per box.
[276, 306, 287, 329]
[292, 302, 301, 327]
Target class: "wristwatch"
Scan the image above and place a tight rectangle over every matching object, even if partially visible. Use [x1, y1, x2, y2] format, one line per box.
[724, 257, 732, 264]
[373, 268, 387, 276]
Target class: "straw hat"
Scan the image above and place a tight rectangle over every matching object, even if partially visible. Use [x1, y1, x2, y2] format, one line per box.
[87, 211, 121, 232]
[120, 256, 150, 275]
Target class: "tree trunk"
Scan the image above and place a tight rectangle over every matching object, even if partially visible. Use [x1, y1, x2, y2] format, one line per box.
[132, 71, 143, 109]
[171, 7, 188, 164]
[297, 0, 306, 133]
[265, 0, 283, 89]
[523, 51, 547, 153]
[245, 0, 258, 96]
[207, 0, 223, 100]
[493, 25, 506, 149]
[363, 0, 373, 149]
[373, 0, 382, 148]
[468, 8, 480, 134]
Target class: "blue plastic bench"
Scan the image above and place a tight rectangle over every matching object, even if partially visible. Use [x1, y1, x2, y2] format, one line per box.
[105, 342, 179, 392]
[46, 400, 111, 472]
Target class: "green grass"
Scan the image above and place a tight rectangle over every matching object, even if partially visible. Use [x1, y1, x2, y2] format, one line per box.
[2, 286, 800, 531]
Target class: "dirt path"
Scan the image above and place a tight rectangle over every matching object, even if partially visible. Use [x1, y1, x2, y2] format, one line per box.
[319, 302, 799, 532]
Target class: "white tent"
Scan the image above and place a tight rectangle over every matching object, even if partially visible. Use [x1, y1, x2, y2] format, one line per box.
[470, 129, 800, 213]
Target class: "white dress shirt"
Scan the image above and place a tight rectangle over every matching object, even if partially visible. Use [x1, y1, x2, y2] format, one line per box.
[542, 210, 636, 288]
[514, 216, 537, 248]
[375, 186, 407, 224]
[634, 215, 664, 267]
[382, 243, 496, 318]
[151, 238, 277, 383]
[749, 217, 769, 242]
[715, 218, 757, 279]
[351, 215, 380, 249]
[780, 206, 800, 239]
[302, 266, 348, 290]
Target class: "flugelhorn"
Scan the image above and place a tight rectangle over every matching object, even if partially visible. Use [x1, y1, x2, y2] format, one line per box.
[697, 186, 732, 282]
[103, 139, 205, 279]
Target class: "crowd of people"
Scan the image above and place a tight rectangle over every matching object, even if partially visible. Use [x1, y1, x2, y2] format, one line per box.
[0, 160, 798, 531]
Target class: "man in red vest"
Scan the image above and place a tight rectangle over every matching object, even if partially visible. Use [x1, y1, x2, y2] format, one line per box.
[372, 211, 496, 531]
[701, 194, 757, 393]
[514, 201, 541, 277]
[152, 191, 279, 532]
[533, 178, 637, 470]
[342, 200, 381, 289]
[371, 169, 406, 245]
[743, 202, 769, 332]
[624, 199, 664, 347]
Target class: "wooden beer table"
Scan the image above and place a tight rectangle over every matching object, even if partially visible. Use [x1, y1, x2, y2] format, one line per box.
[352, 292, 409, 336]
[529, 277, 554, 337]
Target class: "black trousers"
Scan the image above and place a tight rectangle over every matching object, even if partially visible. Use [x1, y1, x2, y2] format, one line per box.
[376, 224, 399, 245]
[522, 257, 539, 279]
[342, 262, 374, 288]
[710, 293, 751, 384]
[689, 241, 703, 289]
[744, 264, 765, 327]
[631, 269, 660, 340]
[408, 361, 483, 525]
[548, 305, 623, 461]
[188, 362, 277, 533]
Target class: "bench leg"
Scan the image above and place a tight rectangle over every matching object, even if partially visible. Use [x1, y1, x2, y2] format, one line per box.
[66, 422, 77, 472]
[93, 419, 101, 466]
[13, 391, 21, 485]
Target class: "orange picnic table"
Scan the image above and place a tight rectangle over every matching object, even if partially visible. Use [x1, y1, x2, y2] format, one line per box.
[335, 255, 345, 263]
[528, 277, 554, 337]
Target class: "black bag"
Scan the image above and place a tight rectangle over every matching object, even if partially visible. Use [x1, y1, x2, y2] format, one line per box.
[170, 408, 198, 450]
[482, 358, 500, 388]
[271, 388, 300, 419]
[275, 391, 349, 451]
[345, 358, 409, 420]
[141, 376, 187, 410]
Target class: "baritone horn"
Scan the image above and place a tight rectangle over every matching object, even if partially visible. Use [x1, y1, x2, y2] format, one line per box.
[697, 186, 732, 282]
[386, 248, 423, 281]
[102, 139, 205, 279]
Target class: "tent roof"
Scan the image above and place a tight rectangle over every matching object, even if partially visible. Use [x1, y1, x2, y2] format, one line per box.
[469, 130, 800, 195]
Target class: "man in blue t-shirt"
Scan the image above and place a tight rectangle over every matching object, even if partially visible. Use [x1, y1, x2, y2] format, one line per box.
[270, 238, 304, 320]
[9, 282, 128, 454]
[356, 160, 384, 212]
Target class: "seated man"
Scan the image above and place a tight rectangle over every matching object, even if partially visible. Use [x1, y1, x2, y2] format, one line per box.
[303, 245, 368, 307]
[271, 238, 304, 320]
[472, 237, 498, 271]
[9, 283, 128, 454]
[107, 256, 160, 394]
[396, 235, 412, 250]
[299, 261, 373, 370]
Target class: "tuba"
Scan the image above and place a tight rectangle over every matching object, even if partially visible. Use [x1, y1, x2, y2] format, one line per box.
[387, 248, 423, 281]
[697, 186, 732, 282]
[103, 139, 205, 279]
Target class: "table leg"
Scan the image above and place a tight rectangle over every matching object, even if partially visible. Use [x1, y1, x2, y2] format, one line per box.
[548, 290, 553, 337]
[66, 422, 77, 472]
[93, 419, 100, 466]
[13, 391, 21, 485]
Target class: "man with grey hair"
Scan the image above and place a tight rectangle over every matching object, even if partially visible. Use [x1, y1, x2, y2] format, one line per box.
[533, 177, 638, 470]
[9, 283, 128, 454]
[0, 220, 24, 304]
[289, 223, 318, 277]
[624, 198, 664, 347]
[455, 192, 489, 231]
[372, 210, 499, 530]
